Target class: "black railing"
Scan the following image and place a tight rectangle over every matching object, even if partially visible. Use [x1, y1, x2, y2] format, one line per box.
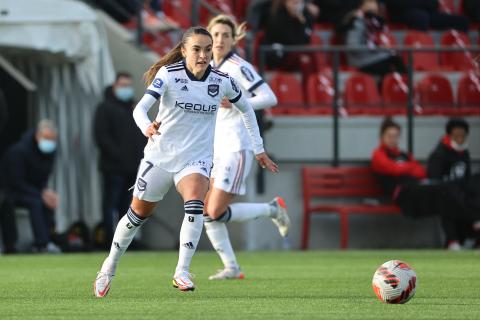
[255, 45, 479, 193]
[257, 45, 480, 162]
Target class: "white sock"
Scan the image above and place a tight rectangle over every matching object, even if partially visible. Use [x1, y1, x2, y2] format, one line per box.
[101, 207, 147, 275]
[175, 200, 204, 275]
[228, 202, 274, 222]
[204, 220, 239, 269]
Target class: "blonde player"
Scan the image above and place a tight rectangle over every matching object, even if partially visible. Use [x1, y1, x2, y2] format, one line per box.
[93, 26, 278, 296]
[204, 15, 291, 281]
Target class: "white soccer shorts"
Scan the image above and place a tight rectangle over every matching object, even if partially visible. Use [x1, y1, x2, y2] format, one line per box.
[133, 158, 212, 202]
[211, 150, 254, 195]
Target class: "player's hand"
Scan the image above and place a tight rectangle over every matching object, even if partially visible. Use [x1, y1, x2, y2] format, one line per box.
[145, 121, 161, 141]
[255, 152, 279, 173]
[220, 97, 232, 108]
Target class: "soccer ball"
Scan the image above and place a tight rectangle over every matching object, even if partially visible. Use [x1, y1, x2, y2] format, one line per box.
[372, 260, 417, 304]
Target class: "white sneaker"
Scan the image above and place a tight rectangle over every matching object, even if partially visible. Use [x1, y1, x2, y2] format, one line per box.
[208, 267, 245, 280]
[270, 196, 290, 237]
[447, 241, 462, 251]
[172, 272, 195, 291]
[46, 242, 62, 254]
[94, 271, 114, 298]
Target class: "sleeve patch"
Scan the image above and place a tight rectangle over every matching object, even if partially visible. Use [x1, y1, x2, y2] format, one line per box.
[241, 66, 255, 82]
[152, 78, 163, 88]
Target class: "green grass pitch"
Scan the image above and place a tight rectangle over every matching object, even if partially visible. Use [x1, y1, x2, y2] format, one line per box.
[0, 250, 479, 319]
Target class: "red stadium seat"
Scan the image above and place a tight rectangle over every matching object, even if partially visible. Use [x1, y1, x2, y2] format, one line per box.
[306, 73, 334, 114]
[403, 31, 438, 71]
[439, 30, 474, 70]
[163, 0, 192, 29]
[457, 73, 480, 114]
[439, 0, 456, 13]
[310, 32, 326, 71]
[200, 0, 234, 26]
[327, 33, 352, 71]
[343, 73, 382, 114]
[416, 73, 454, 114]
[268, 72, 305, 114]
[381, 73, 409, 114]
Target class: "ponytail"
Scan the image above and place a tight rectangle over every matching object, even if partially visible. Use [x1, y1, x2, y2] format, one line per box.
[144, 43, 183, 86]
[144, 26, 212, 86]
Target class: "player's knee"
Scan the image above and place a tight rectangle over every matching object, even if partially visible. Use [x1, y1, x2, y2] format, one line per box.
[205, 204, 225, 219]
[130, 201, 155, 218]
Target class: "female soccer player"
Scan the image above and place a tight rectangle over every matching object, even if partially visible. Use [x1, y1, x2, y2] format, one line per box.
[203, 15, 291, 281]
[94, 26, 277, 296]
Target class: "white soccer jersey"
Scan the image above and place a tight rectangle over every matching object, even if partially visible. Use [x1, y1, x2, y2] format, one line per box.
[132, 60, 264, 172]
[211, 51, 275, 153]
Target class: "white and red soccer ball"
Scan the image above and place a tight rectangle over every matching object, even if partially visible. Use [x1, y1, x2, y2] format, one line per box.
[372, 260, 417, 304]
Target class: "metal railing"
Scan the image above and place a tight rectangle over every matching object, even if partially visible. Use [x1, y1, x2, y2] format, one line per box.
[257, 45, 480, 165]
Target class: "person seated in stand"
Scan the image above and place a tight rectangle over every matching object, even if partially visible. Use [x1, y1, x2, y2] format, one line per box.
[1, 120, 61, 253]
[381, 0, 469, 32]
[340, 0, 405, 78]
[427, 118, 479, 250]
[371, 117, 480, 250]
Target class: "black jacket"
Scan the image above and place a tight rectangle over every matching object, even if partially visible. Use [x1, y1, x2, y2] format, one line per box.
[93, 86, 146, 175]
[427, 135, 471, 182]
[0, 130, 55, 197]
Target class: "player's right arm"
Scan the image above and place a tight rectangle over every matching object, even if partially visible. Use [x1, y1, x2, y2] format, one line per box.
[133, 67, 168, 138]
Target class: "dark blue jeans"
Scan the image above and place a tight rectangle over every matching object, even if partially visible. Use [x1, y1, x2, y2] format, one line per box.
[102, 173, 135, 245]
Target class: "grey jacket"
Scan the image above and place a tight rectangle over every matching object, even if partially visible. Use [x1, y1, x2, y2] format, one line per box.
[345, 18, 392, 68]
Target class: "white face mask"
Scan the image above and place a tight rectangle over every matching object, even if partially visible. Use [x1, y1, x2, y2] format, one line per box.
[38, 139, 57, 153]
[451, 140, 468, 152]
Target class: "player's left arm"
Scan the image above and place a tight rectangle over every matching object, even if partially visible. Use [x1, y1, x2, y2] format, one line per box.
[226, 77, 278, 173]
[237, 63, 278, 110]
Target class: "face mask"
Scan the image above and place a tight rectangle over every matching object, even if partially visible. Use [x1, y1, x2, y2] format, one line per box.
[38, 139, 56, 154]
[451, 140, 468, 152]
[114, 86, 134, 102]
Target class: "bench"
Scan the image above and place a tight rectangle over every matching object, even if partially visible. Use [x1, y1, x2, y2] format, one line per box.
[301, 166, 401, 250]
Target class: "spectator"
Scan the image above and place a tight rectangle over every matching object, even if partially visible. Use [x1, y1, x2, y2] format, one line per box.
[371, 117, 479, 249]
[427, 118, 475, 250]
[93, 72, 146, 248]
[381, 0, 469, 32]
[463, 0, 480, 23]
[341, 0, 405, 78]
[1, 120, 60, 253]
[262, 0, 320, 72]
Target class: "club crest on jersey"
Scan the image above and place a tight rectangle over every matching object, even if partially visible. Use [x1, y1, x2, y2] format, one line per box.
[230, 78, 240, 93]
[208, 84, 219, 97]
[241, 66, 255, 82]
[152, 78, 163, 88]
[137, 178, 147, 191]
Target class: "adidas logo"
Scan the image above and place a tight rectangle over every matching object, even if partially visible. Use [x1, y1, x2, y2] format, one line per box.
[182, 242, 195, 249]
[114, 242, 120, 250]
[181, 85, 188, 91]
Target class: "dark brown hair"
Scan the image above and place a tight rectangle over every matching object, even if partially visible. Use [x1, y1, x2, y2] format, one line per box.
[144, 26, 212, 86]
[380, 117, 401, 136]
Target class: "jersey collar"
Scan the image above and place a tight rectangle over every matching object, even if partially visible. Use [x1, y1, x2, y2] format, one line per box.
[183, 60, 211, 82]
[214, 50, 235, 69]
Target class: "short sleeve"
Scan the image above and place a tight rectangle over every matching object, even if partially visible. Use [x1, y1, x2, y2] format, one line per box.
[145, 67, 168, 99]
[237, 62, 264, 93]
[226, 76, 242, 103]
